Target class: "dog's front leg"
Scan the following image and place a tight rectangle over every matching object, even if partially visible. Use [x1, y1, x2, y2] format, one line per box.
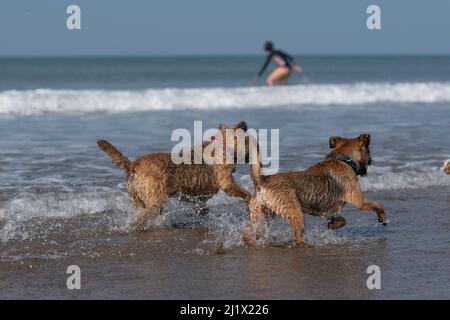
[361, 198, 388, 226]
[348, 190, 388, 226]
[193, 198, 209, 216]
[220, 180, 252, 202]
[215, 166, 251, 202]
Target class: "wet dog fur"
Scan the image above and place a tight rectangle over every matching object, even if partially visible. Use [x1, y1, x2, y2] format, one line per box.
[97, 121, 251, 231]
[245, 133, 388, 246]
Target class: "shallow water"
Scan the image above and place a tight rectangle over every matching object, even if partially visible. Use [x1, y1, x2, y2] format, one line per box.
[1, 106, 450, 299]
[1, 56, 450, 299]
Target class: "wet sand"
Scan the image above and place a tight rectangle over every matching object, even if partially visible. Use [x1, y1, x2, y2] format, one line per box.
[2, 188, 450, 299]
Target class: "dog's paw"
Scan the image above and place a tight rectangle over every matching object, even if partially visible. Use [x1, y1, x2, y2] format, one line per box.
[378, 218, 388, 226]
[327, 216, 347, 230]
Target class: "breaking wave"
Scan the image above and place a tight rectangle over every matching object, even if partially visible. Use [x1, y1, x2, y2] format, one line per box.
[1, 82, 450, 115]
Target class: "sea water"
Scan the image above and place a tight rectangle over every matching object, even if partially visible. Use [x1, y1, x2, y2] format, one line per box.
[0, 56, 449, 299]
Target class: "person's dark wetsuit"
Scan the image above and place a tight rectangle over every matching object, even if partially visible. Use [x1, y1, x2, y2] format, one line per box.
[257, 50, 294, 77]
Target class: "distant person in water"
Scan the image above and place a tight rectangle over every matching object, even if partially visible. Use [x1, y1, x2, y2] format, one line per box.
[254, 41, 303, 86]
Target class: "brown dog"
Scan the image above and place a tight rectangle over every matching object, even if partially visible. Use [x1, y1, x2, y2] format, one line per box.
[98, 121, 251, 231]
[245, 133, 388, 245]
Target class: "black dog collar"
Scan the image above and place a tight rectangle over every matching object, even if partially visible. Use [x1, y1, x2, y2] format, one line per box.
[330, 154, 359, 174]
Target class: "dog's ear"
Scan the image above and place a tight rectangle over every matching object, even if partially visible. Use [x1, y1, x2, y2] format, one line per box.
[358, 133, 371, 147]
[235, 121, 248, 132]
[329, 136, 343, 149]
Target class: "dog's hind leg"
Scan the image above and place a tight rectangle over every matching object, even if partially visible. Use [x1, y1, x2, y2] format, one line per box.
[243, 198, 266, 246]
[126, 176, 146, 209]
[130, 175, 170, 231]
[347, 188, 388, 226]
[282, 205, 305, 246]
[132, 204, 164, 232]
[131, 191, 167, 232]
[272, 191, 305, 246]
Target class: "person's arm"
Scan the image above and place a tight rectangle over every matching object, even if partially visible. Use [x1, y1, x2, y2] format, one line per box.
[256, 55, 271, 78]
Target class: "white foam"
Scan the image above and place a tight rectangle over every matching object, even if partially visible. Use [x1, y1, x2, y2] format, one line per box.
[361, 165, 450, 191]
[0, 190, 133, 242]
[1, 82, 450, 115]
[0, 191, 131, 221]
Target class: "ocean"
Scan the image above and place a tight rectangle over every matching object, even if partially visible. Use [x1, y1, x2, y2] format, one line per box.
[1, 55, 450, 299]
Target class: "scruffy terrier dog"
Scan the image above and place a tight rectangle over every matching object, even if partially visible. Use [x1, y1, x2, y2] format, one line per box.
[98, 121, 251, 231]
[443, 160, 450, 174]
[245, 133, 388, 246]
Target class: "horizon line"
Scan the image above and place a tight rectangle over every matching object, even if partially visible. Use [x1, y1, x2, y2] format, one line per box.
[1, 53, 450, 59]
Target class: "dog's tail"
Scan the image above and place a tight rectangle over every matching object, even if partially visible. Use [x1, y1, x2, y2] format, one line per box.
[248, 135, 262, 187]
[97, 139, 132, 173]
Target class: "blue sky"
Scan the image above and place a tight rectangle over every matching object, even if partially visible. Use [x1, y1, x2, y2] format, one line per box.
[1, 0, 449, 56]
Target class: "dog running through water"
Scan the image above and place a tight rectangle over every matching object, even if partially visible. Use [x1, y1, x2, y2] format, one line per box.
[245, 133, 388, 246]
[97, 121, 251, 231]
